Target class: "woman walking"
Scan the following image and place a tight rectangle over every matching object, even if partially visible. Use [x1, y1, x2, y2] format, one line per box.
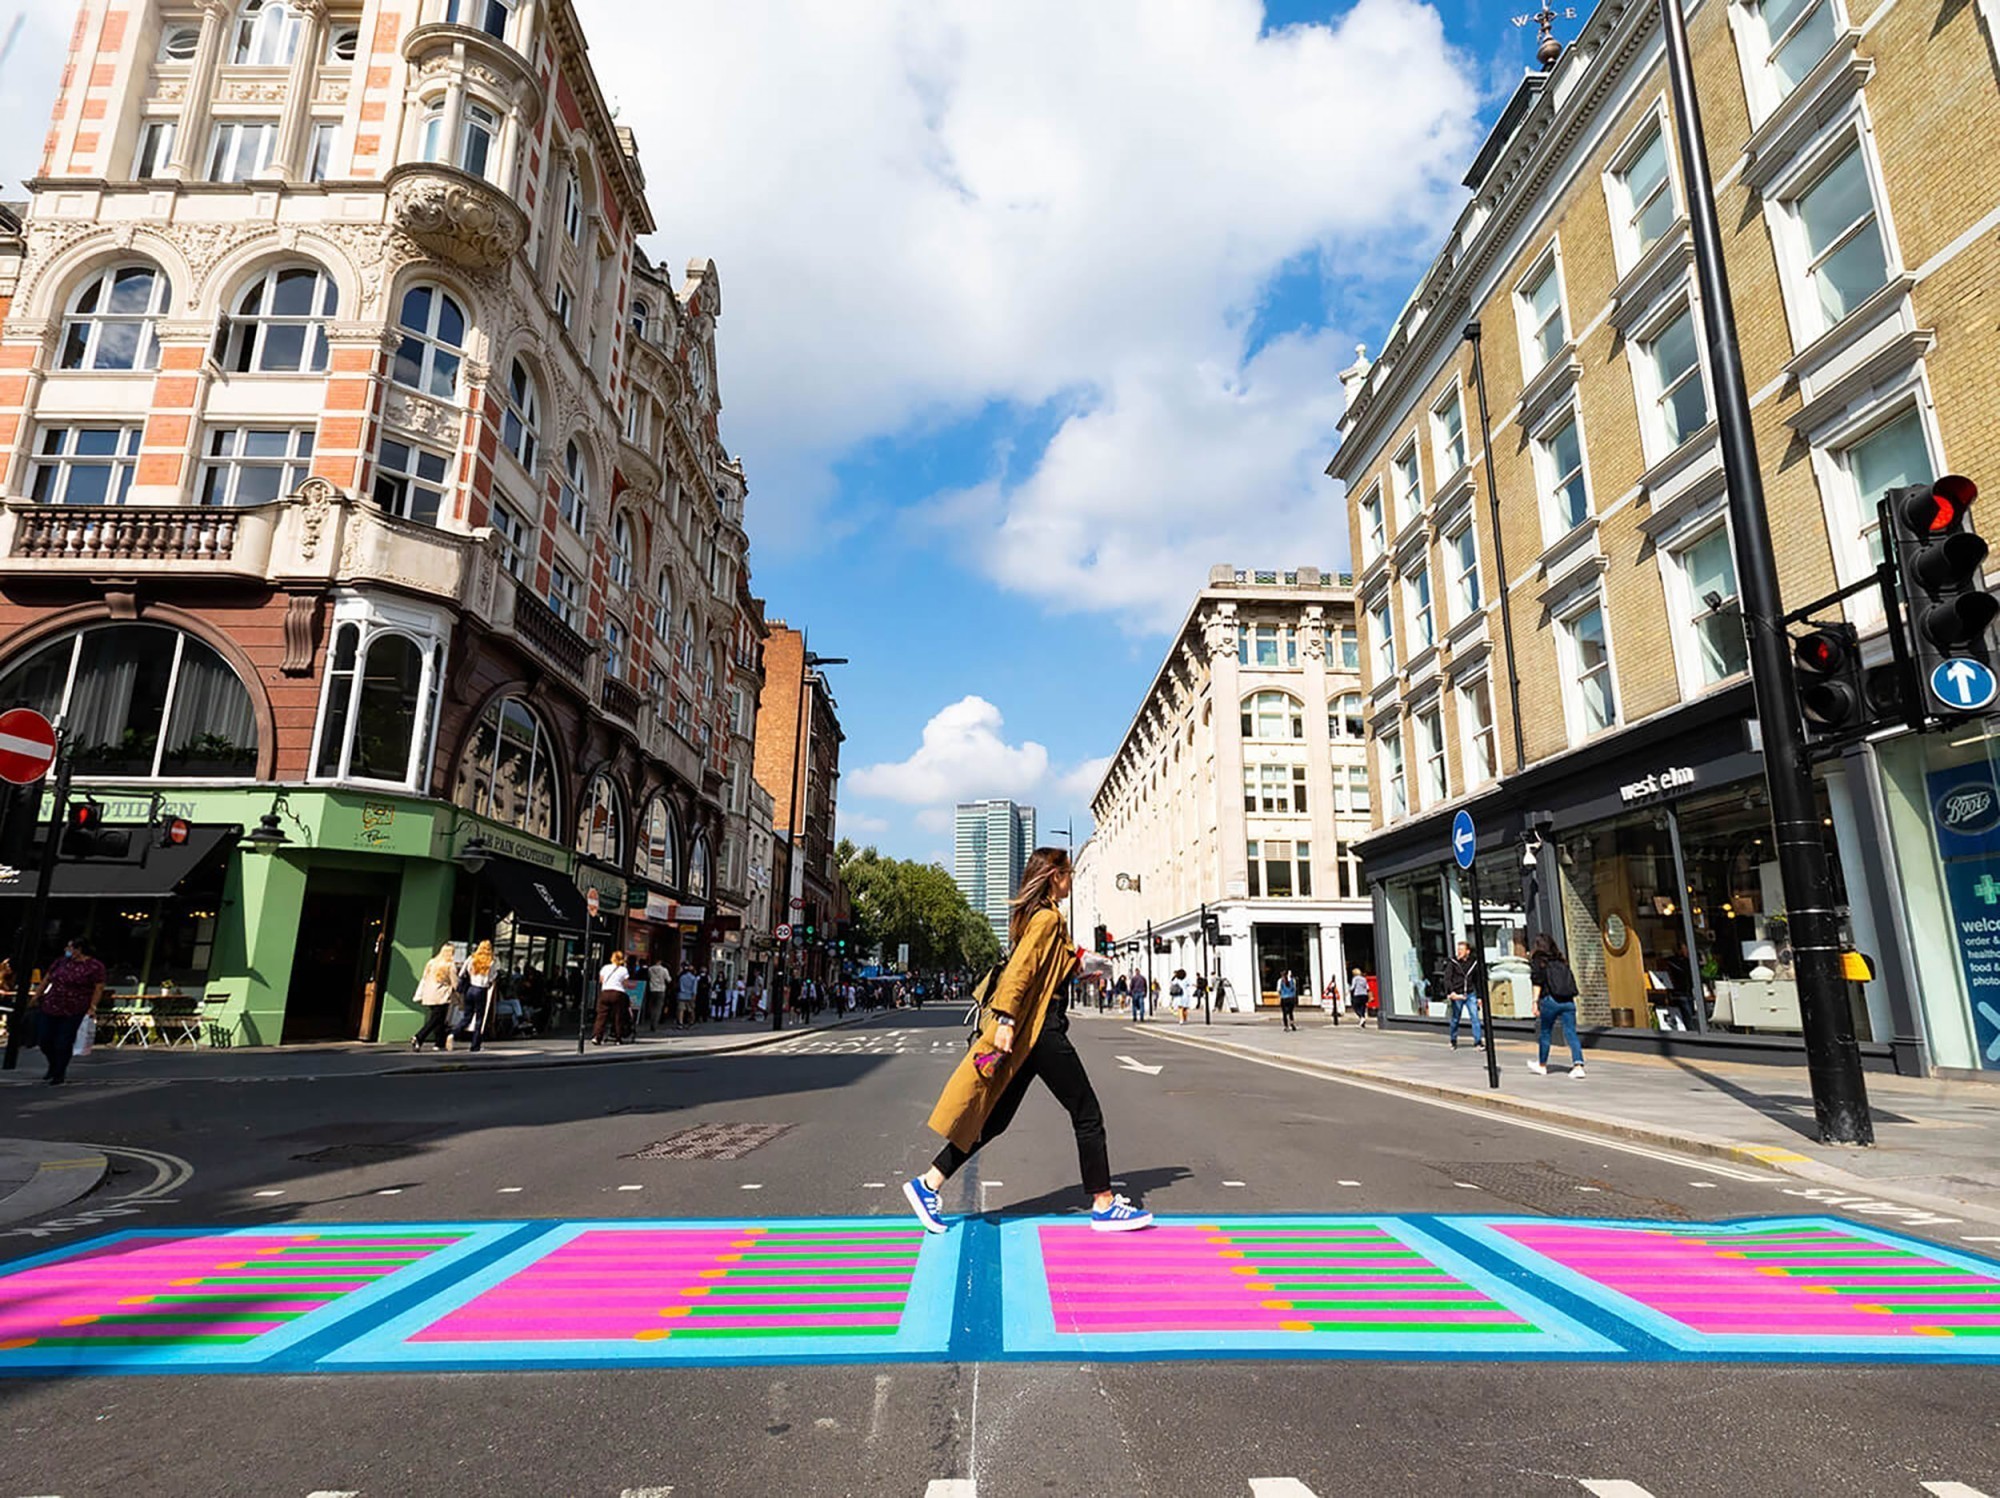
[1277, 969, 1299, 1031]
[1527, 933, 1587, 1078]
[905, 848, 1153, 1235]
[594, 950, 633, 1045]
[410, 944, 456, 1051]
[459, 940, 498, 1052]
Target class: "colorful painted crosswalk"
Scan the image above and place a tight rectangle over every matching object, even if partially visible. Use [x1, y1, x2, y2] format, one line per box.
[4, 1214, 2000, 1375]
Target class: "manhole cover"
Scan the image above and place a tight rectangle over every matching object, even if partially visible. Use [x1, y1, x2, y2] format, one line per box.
[1430, 1160, 1694, 1220]
[627, 1123, 794, 1160]
[291, 1142, 417, 1165]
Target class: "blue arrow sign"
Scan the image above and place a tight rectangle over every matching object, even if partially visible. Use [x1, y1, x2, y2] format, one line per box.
[1931, 657, 1998, 713]
[1451, 809, 1477, 870]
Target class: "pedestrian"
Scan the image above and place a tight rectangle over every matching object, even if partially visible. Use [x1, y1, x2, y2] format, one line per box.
[1441, 939, 1483, 1051]
[1347, 966, 1372, 1028]
[1322, 973, 1342, 1025]
[1169, 969, 1192, 1025]
[1277, 969, 1298, 1031]
[410, 943, 456, 1051]
[1107, 974, 1124, 1014]
[36, 937, 105, 1086]
[676, 963, 698, 1029]
[594, 949, 633, 1045]
[904, 847, 1153, 1235]
[1527, 933, 1587, 1078]
[1130, 970, 1148, 1023]
[647, 955, 671, 1030]
[458, 939, 498, 1052]
[696, 969, 713, 1025]
[1193, 971, 1208, 1017]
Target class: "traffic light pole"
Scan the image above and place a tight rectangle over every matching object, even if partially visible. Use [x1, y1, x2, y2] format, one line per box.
[1658, 0, 1871, 1143]
[4, 749, 70, 1073]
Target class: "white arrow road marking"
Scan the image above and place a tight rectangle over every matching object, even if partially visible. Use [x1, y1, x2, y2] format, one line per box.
[1250, 1481, 1321, 1497]
[1923, 1485, 1995, 1497]
[620, 1488, 676, 1497]
[924, 1483, 977, 1497]
[1580, 1483, 1658, 1496]
[1115, 1055, 1163, 1075]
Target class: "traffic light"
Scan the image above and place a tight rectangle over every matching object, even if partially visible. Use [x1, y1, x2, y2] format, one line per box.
[802, 903, 817, 940]
[61, 800, 102, 859]
[1891, 474, 1999, 702]
[1093, 924, 1109, 954]
[1794, 624, 1866, 734]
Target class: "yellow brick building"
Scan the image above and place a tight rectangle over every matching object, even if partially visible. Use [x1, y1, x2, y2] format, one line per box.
[1329, 0, 2000, 1074]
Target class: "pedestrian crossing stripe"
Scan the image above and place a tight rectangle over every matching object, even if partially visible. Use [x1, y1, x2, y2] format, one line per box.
[3, 1214, 2000, 1375]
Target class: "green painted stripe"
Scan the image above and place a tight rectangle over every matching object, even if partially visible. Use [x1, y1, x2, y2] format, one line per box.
[710, 1268, 917, 1280]
[684, 1301, 906, 1317]
[22, 1334, 261, 1348]
[1770, 1267, 1961, 1278]
[1279, 1298, 1510, 1310]
[1297, 1321, 1536, 1334]
[698, 1282, 916, 1297]
[80, 1310, 306, 1326]
[658, 1325, 899, 1341]
[164, 1275, 378, 1287]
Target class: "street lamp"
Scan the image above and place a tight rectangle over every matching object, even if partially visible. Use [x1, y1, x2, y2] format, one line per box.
[1051, 820, 1075, 939]
[244, 788, 308, 854]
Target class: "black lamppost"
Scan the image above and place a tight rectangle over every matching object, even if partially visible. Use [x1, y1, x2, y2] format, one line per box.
[1647, 0, 1871, 1142]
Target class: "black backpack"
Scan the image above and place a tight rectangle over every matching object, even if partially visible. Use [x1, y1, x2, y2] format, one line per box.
[1542, 957, 1580, 1000]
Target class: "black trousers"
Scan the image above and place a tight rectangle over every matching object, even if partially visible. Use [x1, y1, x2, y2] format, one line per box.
[592, 991, 629, 1042]
[413, 1006, 452, 1049]
[39, 1011, 85, 1082]
[933, 1025, 1111, 1197]
[1280, 998, 1297, 1030]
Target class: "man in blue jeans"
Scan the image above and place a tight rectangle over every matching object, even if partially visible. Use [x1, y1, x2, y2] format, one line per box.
[1439, 939, 1482, 1050]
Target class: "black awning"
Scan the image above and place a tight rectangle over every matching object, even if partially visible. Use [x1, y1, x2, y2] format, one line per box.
[0, 826, 237, 900]
[479, 854, 590, 934]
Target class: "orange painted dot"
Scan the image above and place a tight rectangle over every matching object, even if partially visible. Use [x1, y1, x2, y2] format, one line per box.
[1718, 1251, 1746, 1259]
[680, 1287, 710, 1298]
[1207, 1235, 1232, 1245]
[634, 1329, 669, 1341]
[742, 1227, 768, 1235]
[1232, 1267, 1256, 1276]
[1806, 1286, 1835, 1294]
[1915, 1326, 1953, 1337]
[1279, 1320, 1313, 1333]
[118, 1297, 153, 1306]
[293, 1235, 319, 1242]
[1858, 1305, 1890, 1314]
[730, 1239, 757, 1249]
[217, 1261, 248, 1270]
[59, 1315, 99, 1327]
[700, 1269, 725, 1279]
[0, 1339, 37, 1351]
[658, 1306, 692, 1319]
[171, 1278, 199, 1287]
[1260, 1300, 1293, 1311]
[255, 1247, 285, 1256]
[1220, 1250, 1244, 1259]
[1247, 1282, 1275, 1291]
[718, 1254, 743, 1263]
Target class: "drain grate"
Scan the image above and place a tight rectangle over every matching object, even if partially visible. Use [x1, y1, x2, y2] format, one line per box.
[626, 1123, 794, 1160]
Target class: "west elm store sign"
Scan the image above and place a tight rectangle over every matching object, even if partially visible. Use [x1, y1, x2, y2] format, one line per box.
[1619, 765, 1697, 805]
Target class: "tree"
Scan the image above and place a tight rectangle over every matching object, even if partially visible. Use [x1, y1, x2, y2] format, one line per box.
[836, 842, 1000, 973]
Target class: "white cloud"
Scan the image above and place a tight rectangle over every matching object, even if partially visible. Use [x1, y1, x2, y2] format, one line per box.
[1055, 755, 1114, 804]
[915, 809, 954, 835]
[0, 11, 71, 193]
[838, 810, 891, 839]
[581, 0, 1480, 626]
[849, 695, 1049, 805]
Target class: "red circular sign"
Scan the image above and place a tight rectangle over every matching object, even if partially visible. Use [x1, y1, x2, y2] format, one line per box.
[0, 708, 57, 786]
[586, 887, 601, 917]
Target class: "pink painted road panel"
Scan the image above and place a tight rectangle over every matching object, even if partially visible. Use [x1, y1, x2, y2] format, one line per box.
[0, 1231, 467, 1354]
[1498, 1222, 2000, 1340]
[410, 1224, 930, 1345]
[1038, 1223, 1536, 1336]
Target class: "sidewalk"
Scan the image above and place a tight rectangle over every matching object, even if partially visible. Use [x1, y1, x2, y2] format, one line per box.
[1090, 1009, 2000, 1221]
[0, 1007, 876, 1085]
[0, 1138, 109, 1227]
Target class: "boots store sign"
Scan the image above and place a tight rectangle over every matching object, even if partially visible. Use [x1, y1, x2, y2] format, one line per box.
[1619, 765, 1698, 805]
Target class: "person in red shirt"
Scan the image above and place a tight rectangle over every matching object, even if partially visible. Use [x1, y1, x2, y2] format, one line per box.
[37, 937, 106, 1085]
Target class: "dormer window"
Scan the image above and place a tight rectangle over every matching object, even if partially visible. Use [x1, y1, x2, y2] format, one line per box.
[445, 0, 516, 42]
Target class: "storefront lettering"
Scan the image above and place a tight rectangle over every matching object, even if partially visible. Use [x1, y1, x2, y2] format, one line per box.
[357, 801, 397, 847]
[1618, 765, 1697, 804]
[1934, 781, 2000, 836]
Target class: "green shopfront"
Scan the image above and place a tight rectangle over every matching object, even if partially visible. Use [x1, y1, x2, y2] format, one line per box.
[6, 785, 589, 1046]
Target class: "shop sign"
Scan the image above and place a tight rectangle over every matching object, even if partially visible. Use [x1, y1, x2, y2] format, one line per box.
[1619, 765, 1697, 805]
[643, 892, 676, 922]
[1931, 765, 2000, 852]
[456, 822, 566, 871]
[676, 905, 706, 924]
[574, 867, 626, 909]
[1928, 763, 2000, 1069]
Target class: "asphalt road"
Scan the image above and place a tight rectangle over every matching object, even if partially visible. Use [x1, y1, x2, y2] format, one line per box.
[3, 1008, 1999, 1498]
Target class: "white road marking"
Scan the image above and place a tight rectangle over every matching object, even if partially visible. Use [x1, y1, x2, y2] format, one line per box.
[1962, 1236, 2000, 1242]
[1923, 1484, 1995, 1497]
[1453, 1182, 1481, 1190]
[1138, 1029, 1777, 1181]
[924, 1479, 976, 1496]
[620, 1488, 677, 1497]
[862, 1181, 886, 1189]
[1250, 1481, 1321, 1497]
[497, 1186, 523, 1193]
[1579, 1483, 1658, 1497]
[740, 1183, 763, 1191]
[306, 1491, 362, 1497]
[1689, 1181, 1718, 1189]
[617, 1184, 643, 1192]
[374, 1188, 402, 1196]
[1223, 1180, 1247, 1188]
[253, 1189, 285, 1198]
[1337, 1179, 1361, 1187]
[1115, 1055, 1164, 1076]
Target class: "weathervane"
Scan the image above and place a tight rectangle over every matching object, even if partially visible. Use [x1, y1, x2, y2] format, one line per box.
[1510, 1, 1574, 68]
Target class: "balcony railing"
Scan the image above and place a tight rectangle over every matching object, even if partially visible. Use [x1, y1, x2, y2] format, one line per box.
[1215, 565, 1355, 589]
[601, 676, 643, 723]
[512, 590, 591, 680]
[5, 504, 264, 570]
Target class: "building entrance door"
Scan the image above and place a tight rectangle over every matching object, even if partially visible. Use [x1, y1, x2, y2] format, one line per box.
[282, 874, 397, 1043]
[1252, 924, 1312, 1007]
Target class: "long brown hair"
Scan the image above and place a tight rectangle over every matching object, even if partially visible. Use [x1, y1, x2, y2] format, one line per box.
[1009, 846, 1070, 947]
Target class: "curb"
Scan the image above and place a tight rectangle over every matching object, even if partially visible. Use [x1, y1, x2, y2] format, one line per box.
[1139, 1026, 2000, 1227]
[391, 1010, 880, 1076]
[0, 1139, 111, 1228]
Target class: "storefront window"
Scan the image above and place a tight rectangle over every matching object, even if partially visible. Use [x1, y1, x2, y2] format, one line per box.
[576, 774, 625, 864]
[0, 624, 258, 778]
[636, 797, 679, 887]
[453, 696, 559, 840]
[312, 625, 440, 788]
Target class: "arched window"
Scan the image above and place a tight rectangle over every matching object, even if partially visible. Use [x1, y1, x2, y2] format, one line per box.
[60, 264, 169, 372]
[233, 0, 304, 65]
[653, 569, 673, 637]
[0, 624, 258, 778]
[391, 282, 466, 399]
[609, 512, 633, 588]
[678, 610, 696, 670]
[220, 265, 336, 373]
[160, 24, 201, 61]
[575, 773, 625, 864]
[561, 165, 585, 243]
[1330, 693, 1365, 740]
[636, 797, 679, 886]
[1241, 690, 1305, 741]
[557, 439, 589, 533]
[704, 645, 719, 696]
[687, 836, 711, 900]
[502, 359, 540, 472]
[327, 25, 359, 61]
[312, 624, 440, 789]
[458, 100, 499, 180]
[445, 0, 515, 41]
[452, 696, 558, 839]
[629, 299, 650, 339]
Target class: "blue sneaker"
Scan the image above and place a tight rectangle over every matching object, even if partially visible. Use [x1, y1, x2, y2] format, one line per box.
[903, 1177, 947, 1234]
[1090, 1195, 1155, 1233]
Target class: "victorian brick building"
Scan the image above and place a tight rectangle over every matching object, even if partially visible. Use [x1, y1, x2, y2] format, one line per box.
[0, 0, 765, 1043]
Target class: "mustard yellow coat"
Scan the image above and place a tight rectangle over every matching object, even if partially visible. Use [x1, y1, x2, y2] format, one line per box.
[926, 904, 1078, 1152]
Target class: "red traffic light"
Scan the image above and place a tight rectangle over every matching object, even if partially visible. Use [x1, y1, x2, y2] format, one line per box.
[1900, 474, 1979, 534]
[1795, 628, 1851, 674]
[68, 801, 101, 831]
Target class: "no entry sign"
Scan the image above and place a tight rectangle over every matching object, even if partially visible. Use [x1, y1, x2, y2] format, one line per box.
[0, 709, 56, 785]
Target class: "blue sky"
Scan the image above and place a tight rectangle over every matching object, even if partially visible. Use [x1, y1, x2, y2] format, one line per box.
[0, 0, 1564, 865]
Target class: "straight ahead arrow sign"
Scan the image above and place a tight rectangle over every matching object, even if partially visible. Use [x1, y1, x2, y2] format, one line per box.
[1115, 1055, 1163, 1076]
